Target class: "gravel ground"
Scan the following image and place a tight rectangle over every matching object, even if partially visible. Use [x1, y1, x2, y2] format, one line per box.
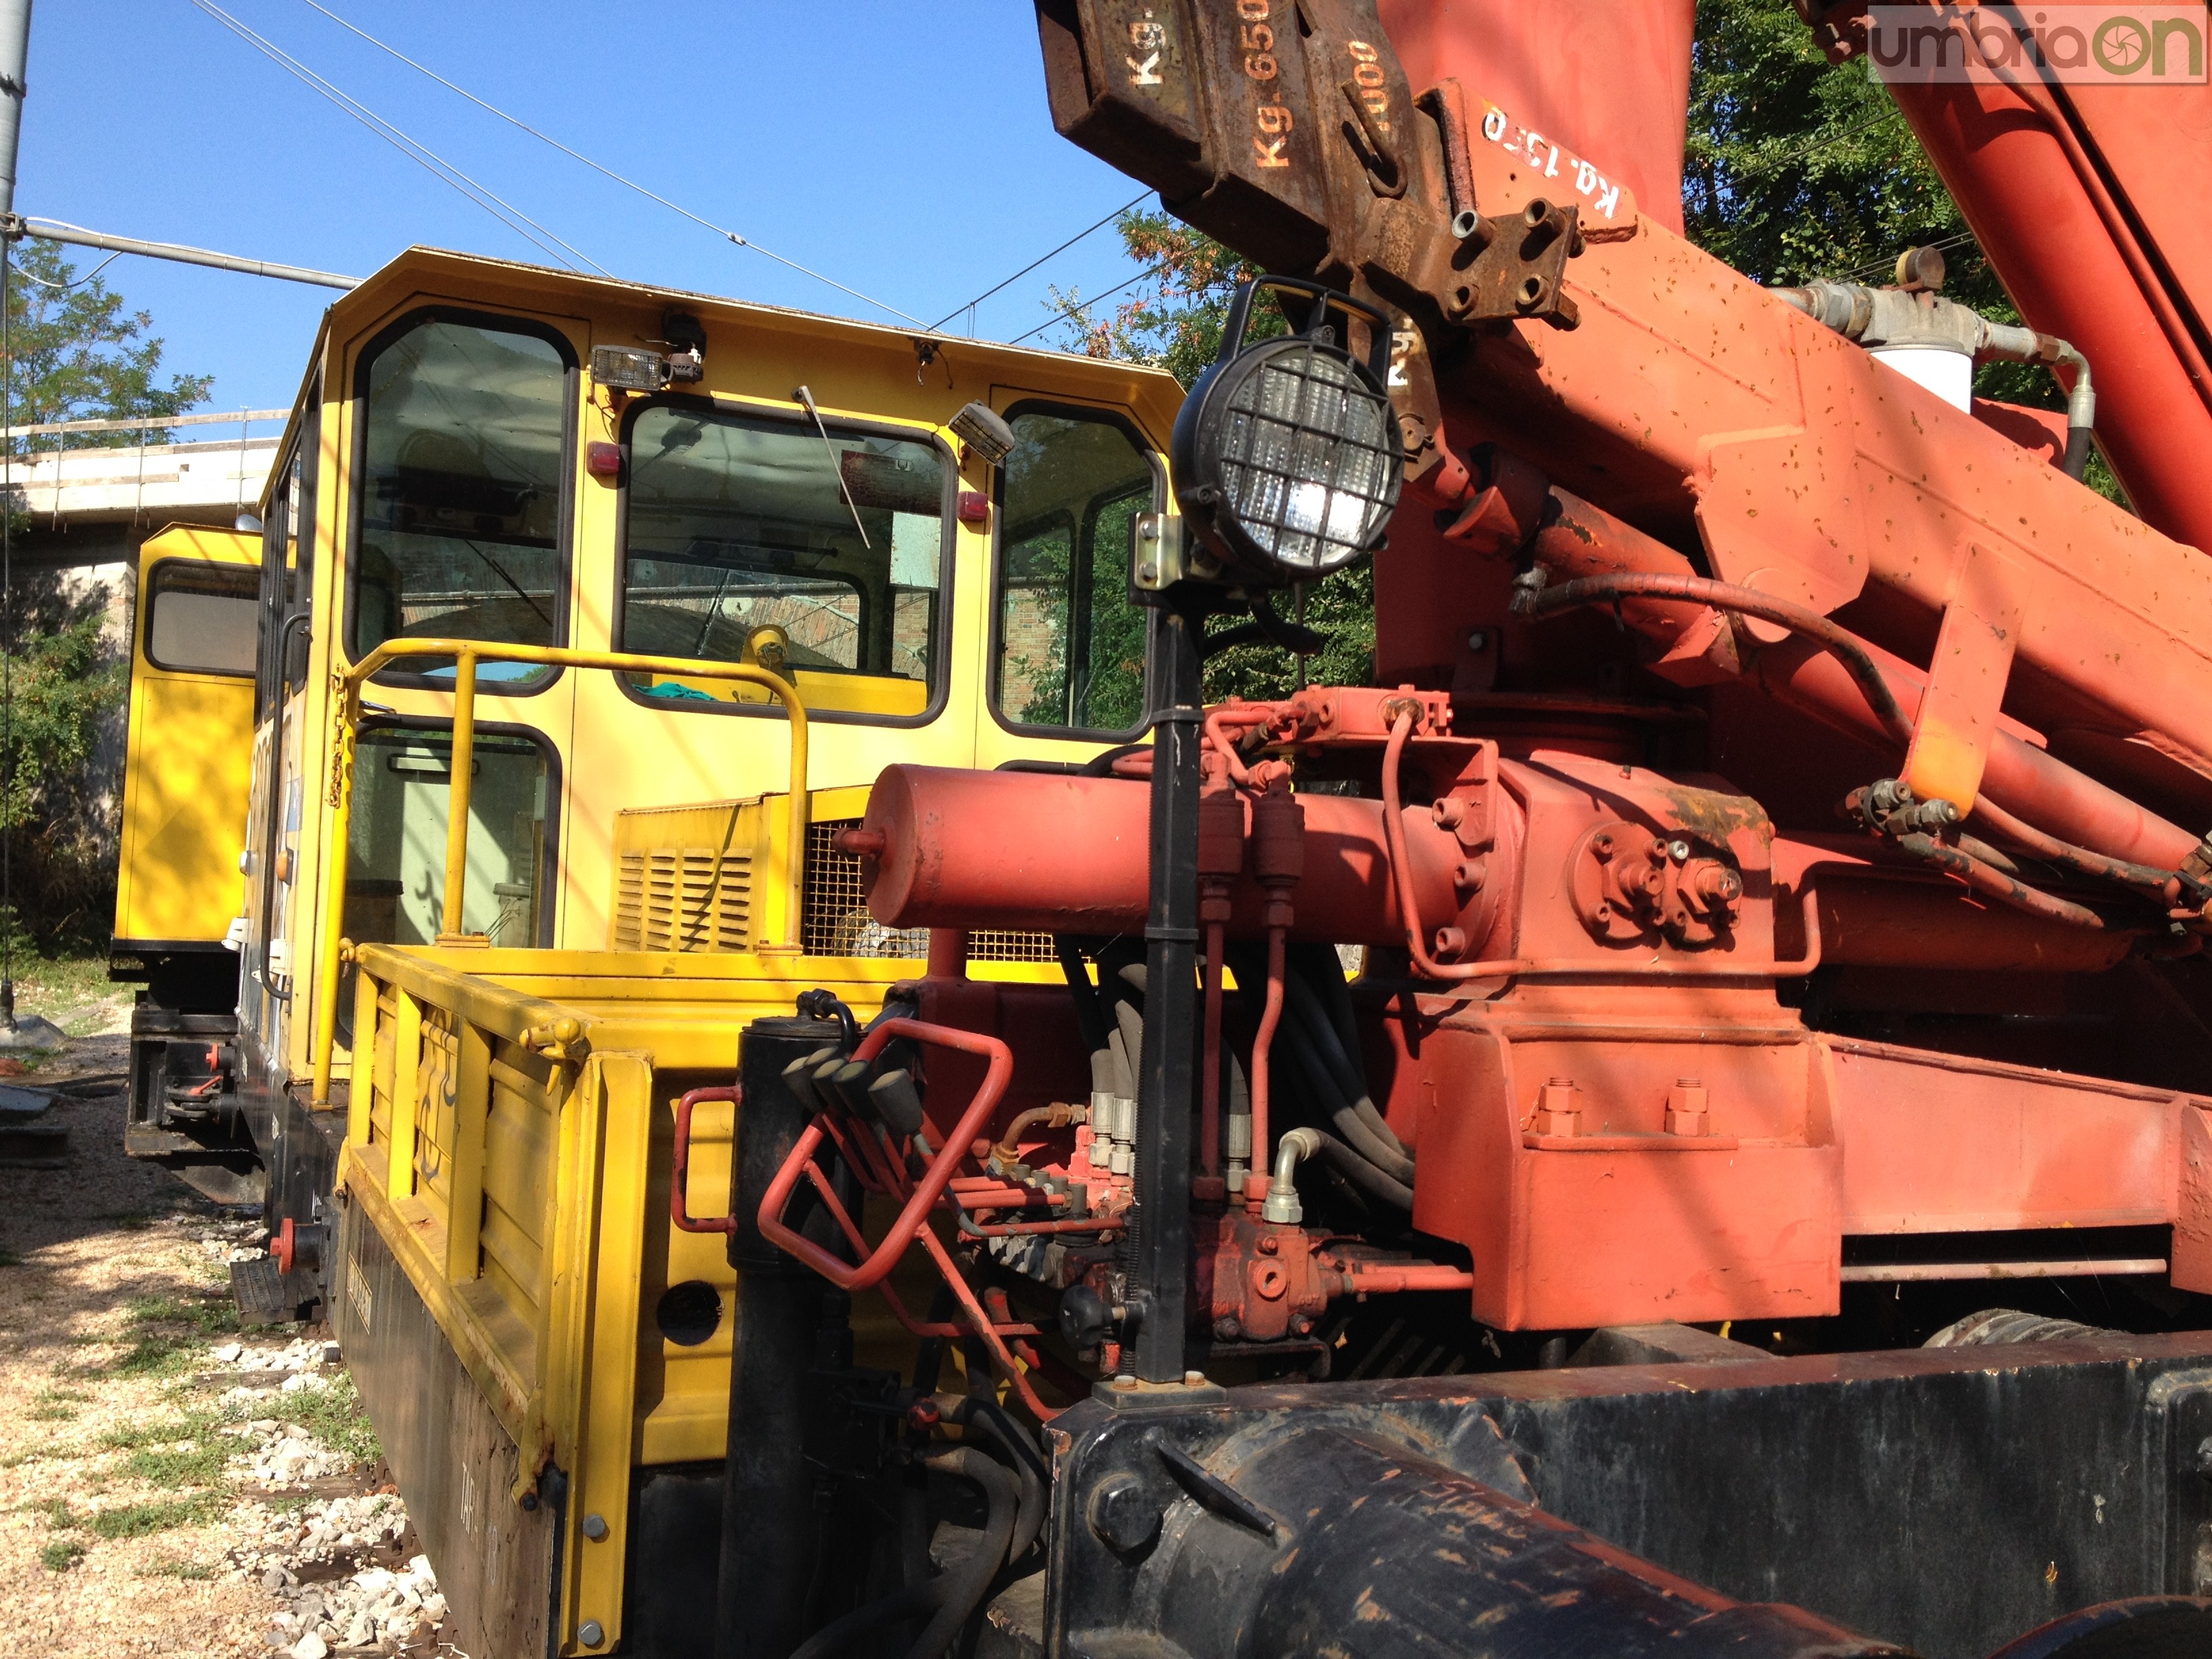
[0, 1031, 457, 1658]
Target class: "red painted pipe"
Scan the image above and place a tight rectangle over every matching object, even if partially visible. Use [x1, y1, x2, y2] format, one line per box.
[857, 764, 1479, 947]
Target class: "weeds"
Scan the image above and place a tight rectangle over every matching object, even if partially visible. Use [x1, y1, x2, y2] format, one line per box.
[39, 1539, 85, 1571]
[98, 1408, 216, 1451]
[85, 1495, 221, 1538]
[127, 1292, 237, 1335]
[0, 1247, 22, 1267]
[152, 1558, 214, 1580]
[126, 1442, 230, 1488]
[287, 1374, 382, 1467]
[108, 1333, 199, 1379]
[29, 1497, 77, 1528]
[27, 1399, 75, 1421]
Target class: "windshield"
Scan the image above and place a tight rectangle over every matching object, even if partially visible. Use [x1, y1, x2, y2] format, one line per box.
[620, 404, 948, 718]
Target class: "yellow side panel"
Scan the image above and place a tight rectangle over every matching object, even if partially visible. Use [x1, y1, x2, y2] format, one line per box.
[116, 676, 255, 942]
[115, 527, 259, 944]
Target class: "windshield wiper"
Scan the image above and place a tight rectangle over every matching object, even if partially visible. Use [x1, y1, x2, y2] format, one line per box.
[795, 384, 872, 550]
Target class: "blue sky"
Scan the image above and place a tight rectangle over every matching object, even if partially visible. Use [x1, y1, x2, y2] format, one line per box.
[20, 1, 1158, 413]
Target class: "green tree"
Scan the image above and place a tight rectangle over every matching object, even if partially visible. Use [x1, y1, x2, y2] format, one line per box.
[1, 243, 212, 953]
[5, 238, 213, 450]
[1043, 211, 1377, 698]
[1684, 0, 2119, 495]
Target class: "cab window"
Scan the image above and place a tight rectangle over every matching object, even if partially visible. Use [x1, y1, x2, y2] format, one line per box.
[145, 561, 258, 676]
[344, 725, 552, 946]
[349, 316, 571, 682]
[618, 403, 947, 719]
[992, 409, 1155, 734]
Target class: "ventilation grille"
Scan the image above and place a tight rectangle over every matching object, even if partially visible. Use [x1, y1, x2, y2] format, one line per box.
[613, 846, 752, 952]
[804, 819, 1054, 962]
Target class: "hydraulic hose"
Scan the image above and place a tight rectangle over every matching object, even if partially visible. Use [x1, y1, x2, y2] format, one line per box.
[1308, 1126, 1415, 1211]
[899, 1449, 1019, 1659]
[1517, 571, 1913, 744]
[1894, 833, 2110, 930]
[950, 1398, 1048, 1569]
[1280, 958, 1410, 1162]
[784, 1448, 1019, 1659]
[1277, 1019, 1416, 1185]
[1968, 794, 2176, 897]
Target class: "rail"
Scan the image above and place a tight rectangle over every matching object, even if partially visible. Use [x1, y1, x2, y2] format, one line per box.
[310, 639, 808, 1110]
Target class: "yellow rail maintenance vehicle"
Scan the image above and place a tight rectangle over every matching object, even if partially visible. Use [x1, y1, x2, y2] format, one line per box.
[106, 246, 1183, 1657]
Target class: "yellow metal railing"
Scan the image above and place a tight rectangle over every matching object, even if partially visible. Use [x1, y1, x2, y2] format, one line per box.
[310, 639, 808, 1109]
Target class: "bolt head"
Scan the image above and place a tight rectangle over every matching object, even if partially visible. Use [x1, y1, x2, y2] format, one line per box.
[582, 1512, 609, 1541]
[579, 1620, 606, 1647]
[1669, 839, 1692, 862]
[1137, 562, 1159, 583]
[1088, 1476, 1162, 1553]
[1467, 629, 1489, 652]
[1257, 1233, 1279, 1254]
[1214, 1315, 1241, 1340]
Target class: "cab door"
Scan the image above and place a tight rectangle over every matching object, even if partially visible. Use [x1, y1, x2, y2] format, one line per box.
[974, 398, 1164, 770]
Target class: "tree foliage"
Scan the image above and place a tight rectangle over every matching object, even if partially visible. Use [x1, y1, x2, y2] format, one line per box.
[0, 245, 212, 953]
[5, 239, 213, 449]
[1685, 0, 2121, 504]
[1044, 211, 1377, 698]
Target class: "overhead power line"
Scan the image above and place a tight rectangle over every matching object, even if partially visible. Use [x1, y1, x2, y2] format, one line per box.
[293, 0, 1154, 344]
[190, 0, 605, 275]
[1010, 260, 1174, 348]
[289, 0, 930, 329]
[928, 190, 1152, 331]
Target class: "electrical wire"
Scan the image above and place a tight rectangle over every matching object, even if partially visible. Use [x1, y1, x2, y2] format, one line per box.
[298, 0, 1156, 341]
[1009, 259, 1174, 348]
[288, 0, 937, 328]
[925, 190, 1152, 331]
[189, 0, 605, 274]
[293, 0, 1162, 343]
[1729, 103, 1907, 178]
[14, 251, 121, 291]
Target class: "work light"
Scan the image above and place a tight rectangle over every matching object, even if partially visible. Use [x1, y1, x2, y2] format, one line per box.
[1170, 278, 1403, 586]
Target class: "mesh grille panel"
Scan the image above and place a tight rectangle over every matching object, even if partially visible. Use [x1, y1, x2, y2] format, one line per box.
[805, 819, 928, 958]
[804, 819, 1056, 962]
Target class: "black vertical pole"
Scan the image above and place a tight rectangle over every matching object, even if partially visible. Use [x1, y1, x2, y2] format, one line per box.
[1128, 604, 1203, 1383]
[716, 1012, 840, 1659]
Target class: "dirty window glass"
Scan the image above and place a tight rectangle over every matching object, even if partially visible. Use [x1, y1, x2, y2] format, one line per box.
[350, 319, 569, 681]
[146, 562, 259, 676]
[345, 726, 550, 947]
[994, 411, 1153, 733]
[619, 405, 947, 718]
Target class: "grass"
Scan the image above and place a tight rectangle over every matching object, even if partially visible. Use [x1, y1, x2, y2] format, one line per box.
[125, 1441, 230, 1488]
[84, 1495, 223, 1539]
[108, 1334, 201, 1379]
[287, 1373, 382, 1467]
[0, 1248, 22, 1267]
[39, 1539, 85, 1571]
[12, 953, 109, 1023]
[151, 1558, 214, 1580]
[127, 1292, 238, 1335]
[96, 1408, 232, 1488]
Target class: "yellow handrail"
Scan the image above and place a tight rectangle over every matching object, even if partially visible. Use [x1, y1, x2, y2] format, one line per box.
[309, 638, 808, 1109]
